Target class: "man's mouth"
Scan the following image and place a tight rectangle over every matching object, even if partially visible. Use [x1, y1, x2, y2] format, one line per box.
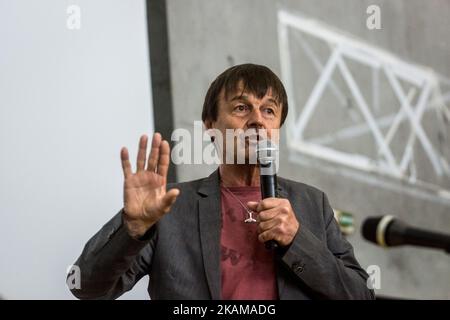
[245, 134, 260, 142]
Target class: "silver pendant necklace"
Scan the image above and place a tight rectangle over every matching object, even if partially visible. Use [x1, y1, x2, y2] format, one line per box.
[222, 184, 258, 223]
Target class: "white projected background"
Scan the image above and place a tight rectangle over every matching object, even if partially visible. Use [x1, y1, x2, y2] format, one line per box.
[0, 1, 153, 299]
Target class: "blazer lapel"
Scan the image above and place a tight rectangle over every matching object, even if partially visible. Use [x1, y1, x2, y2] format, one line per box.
[197, 169, 222, 300]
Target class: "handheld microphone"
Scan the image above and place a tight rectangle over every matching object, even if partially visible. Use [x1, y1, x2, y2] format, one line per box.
[257, 139, 279, 250]
[361, 215, 450, 254]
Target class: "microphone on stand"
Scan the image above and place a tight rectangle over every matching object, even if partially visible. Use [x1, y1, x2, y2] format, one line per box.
[257, 139, 279, 250]
[361, 215, 450, 254]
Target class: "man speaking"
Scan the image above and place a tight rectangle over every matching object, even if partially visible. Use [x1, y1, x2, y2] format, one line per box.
[69, 64, 374, 300]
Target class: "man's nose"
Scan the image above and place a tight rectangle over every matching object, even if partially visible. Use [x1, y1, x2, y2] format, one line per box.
[247, 108, 265, 129]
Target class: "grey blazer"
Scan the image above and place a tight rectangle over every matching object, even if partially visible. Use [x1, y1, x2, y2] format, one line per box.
[70, 170, 374, 300]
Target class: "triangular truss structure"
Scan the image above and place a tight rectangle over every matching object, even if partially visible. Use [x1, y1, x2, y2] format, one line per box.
[278, 10, 450, 202]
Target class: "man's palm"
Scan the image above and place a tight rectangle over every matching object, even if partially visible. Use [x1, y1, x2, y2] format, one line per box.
[121, 133, 179, 238]
[124, 171, 165, 220]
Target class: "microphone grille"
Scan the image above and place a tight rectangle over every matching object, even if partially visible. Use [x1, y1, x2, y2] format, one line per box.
[361, 216, 383, 244]
[256, 139, 278, 164]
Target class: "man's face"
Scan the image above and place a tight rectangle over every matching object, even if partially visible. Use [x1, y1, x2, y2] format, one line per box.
[205, 83, 282, 164]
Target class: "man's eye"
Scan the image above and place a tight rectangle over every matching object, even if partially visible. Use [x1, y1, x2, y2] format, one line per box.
[235, 105, 248, 112]
[264, 108, 275, 115]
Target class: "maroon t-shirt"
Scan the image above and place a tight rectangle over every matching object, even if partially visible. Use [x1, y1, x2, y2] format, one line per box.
[220, 185, 278, 300]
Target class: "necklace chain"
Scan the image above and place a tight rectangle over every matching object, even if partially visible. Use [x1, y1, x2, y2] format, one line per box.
[221, 184, 258, 223]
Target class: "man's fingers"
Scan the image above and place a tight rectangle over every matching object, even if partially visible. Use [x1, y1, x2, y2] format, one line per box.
[121, 147, 132, 178]
[257, 207, 280, 222]
[136, 135, 148, 172]
[157, 140, 170, 179]
[247, 201, 258, 211]
[247, 198, 279, 212]
[147, 132, 162, 172]
[160, 188, 180, 213]
[256, 198, 280, 212]
[258, 216, 280, 232]
[258, 229, 279, 244]
[249, 201, 281, 223]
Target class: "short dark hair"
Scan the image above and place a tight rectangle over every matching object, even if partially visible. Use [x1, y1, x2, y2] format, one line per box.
[202, 64, 289, 126]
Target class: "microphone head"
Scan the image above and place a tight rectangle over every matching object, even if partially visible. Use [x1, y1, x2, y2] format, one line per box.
[256, 139, 279, 176]
[361, 215, 396, 247]
[256, 139, 278, 165]
[361, 216, 383, 244]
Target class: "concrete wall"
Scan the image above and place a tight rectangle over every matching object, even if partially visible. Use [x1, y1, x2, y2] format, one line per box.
[166, 0, 450, 299]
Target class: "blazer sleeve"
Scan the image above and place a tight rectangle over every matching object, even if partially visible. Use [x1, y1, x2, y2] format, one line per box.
[68, 210, 156, 300]
[279, 192, 375, 299]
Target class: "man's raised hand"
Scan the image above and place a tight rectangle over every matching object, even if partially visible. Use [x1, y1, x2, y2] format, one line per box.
[121, 133, 179, 239]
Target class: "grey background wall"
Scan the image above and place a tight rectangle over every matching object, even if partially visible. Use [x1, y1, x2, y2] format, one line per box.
[166, 0, 450, 299]
[0, 0, 152, 299]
